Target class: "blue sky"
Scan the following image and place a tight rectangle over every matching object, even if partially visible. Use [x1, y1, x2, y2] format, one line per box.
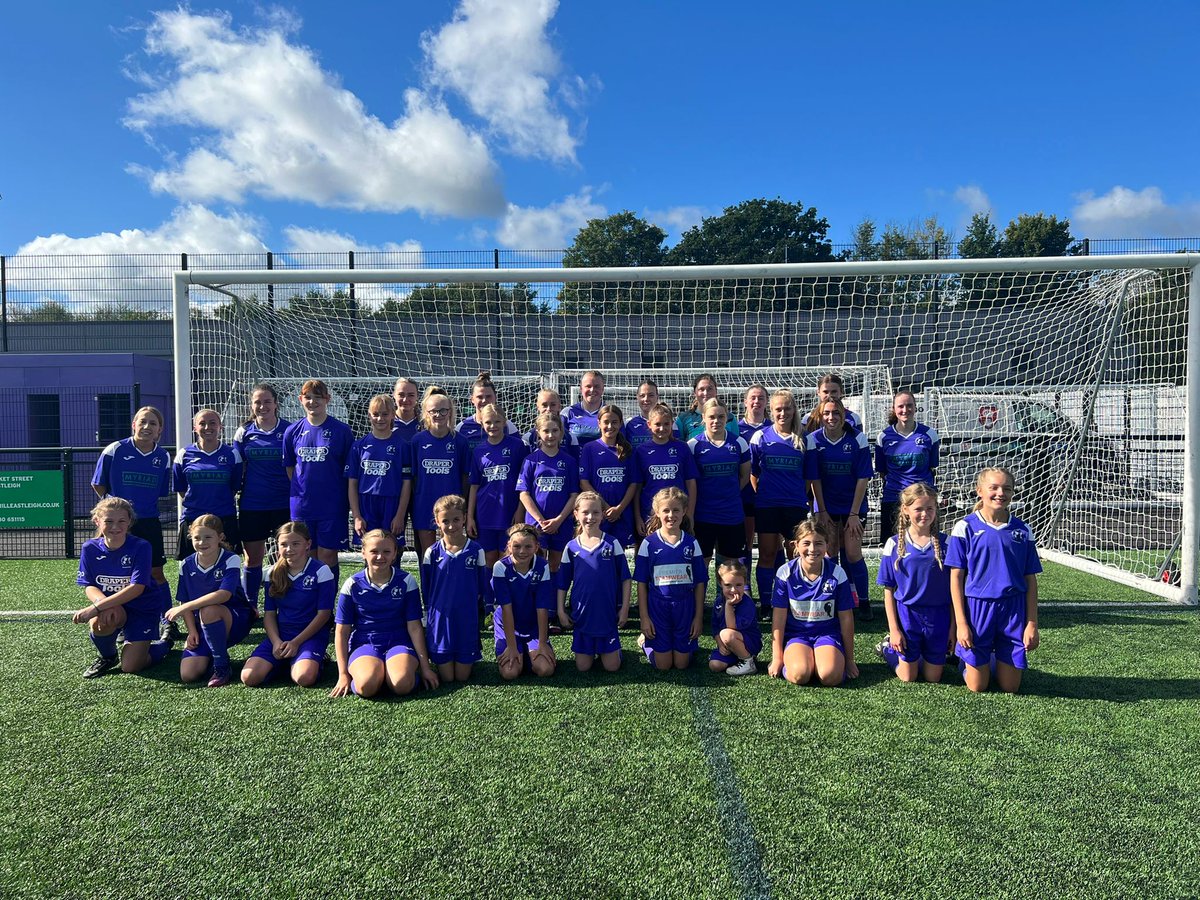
[3, 0, 1199, 258]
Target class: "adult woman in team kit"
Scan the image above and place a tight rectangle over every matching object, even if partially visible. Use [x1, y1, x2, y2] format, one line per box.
[79, 370, 1040, 696]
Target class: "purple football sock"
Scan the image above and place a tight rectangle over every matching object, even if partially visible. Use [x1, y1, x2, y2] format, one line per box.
[90, 630, 118, 658]
[200, 618, 230, 667]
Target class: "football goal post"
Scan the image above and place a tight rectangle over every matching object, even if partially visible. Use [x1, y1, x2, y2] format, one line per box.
[172, 254, 1200, 605]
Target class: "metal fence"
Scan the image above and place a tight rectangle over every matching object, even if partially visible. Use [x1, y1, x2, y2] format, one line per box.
[0, 446, 179, 559]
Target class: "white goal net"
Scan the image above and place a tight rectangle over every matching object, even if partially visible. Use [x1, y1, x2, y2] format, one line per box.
[175, 257, 1198, 603]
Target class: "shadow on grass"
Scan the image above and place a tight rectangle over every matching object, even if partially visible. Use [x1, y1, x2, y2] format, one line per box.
[1037, 608, 1199, 630]
[1022, 671, 1200, 702]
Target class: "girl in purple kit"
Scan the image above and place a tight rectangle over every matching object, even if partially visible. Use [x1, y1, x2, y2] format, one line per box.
[331, 530, 439, 698]
[492, 524, 557, 680]
[800, 373, 863, 432]
[565, 370, 607, 447]
[738, 384, 770, 564]
[165, 515, 254, 687]
[805, 397, 874, 621]
[391, 377, 421, 442]
[708, 561, 761, 676]
[633, 404, 697, 539]
[688, 399, 751, 570]
[421, 495, 490, 683]
[876, 483, 952, 683]
[526, 389, 580, 459]
[947, 467, 1041, 694]
[768, 519, 858, 686]
[467, 404, 529, 568]
[635, 487, 707, 671]
[458, 372, 520, 456]
[408, 387, 470, 559]
[517, 412, 580, 571]
[875, 389, 940, 544]
[73, 497, 167, 678]
[174, 408, 244, 558]
[557, 492, 631, 673]
[234, 384, 291, 612]
[579, 405, 637, 548]
[92, 405, 173, 625]
[241, 522, 334, 688]
[346, 394, 408, 541]
[281, 379, 354, 576]
[627, 379, 667, 450]
[749, 390, 808, 614]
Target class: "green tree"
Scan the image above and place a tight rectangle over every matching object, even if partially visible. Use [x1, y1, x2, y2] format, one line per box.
[847, 219, 880, 261]
[999, 213, 1079, 257]
[13, 301, 74, 322]
[563, 212, 667, 268]
[375, 283, 545, 318]
[666, 198, 834, 266]
[958, 213, 1001, 259]
[283, 289, 358, 319]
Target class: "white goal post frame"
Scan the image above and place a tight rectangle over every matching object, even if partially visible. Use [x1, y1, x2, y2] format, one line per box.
[172, 254, 1200, 606]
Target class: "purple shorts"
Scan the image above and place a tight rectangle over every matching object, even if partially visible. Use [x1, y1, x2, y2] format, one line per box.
[354, 495, 402, 541]
[248, 632, 330, 670]
[600, 516, 634, 549]
[712, 626, 763, 660]
[536, 525, 573, 553]
[896, 603, 952, 665]
[294, 514, 348, 552]
[348, 633, 416, 665]
[785, 631, 845, 656]
[960, 595, 1028, 670]
[572, 632, 621, 657]
[120, 606, 161, 644]
[181, 605, 254, 658]
[646, 600, 698, 655]
[709, 648, 745, 666]
[476, 527, 511, 554]
[495, 634, 542, 658]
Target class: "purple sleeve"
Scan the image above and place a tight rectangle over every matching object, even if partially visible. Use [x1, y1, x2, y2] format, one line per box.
[680, 443, 699, 480]
[491, 566, 512, 608]
[405, 578, 423, 622]
[218, 559, 242, 596]
[334, 589, 355, 626]
[854, 438, 874, 479]
[317, 571, 336, 611]
[516, 456, 534, 493]
[631, 446, 646, 484]
[419, 549, 434, 602]
[946, 531, 968, 570]
[92, 452, 111, 489]
[1024, 536, 1043, 577]
[456, 435, 472, 488]
[345, 439, 364, 480]
[76, 548, 92, 587]
[771, 566, 789, 609]
[803, 440, 819, 481]
[749, 437, 763, 478]
[738, 438, 751, 467]
[172, 457, 188, 495]
[834, 575, 855, 612]
[691, 539, 708, 586]
[401, 440, 413, 482]
[633, 545, 649, 584]
[874, 434, 887, 478]
[468, 445, 484, 486]
[131, 541, 153, 588]
[263, 583, 278, 613]
[476, 548, 491, 602]
[160, 452, 173, 497]
[175, 569, 190, 604]
[556, 547, 573, 592]
[616, 550, 631, 584]
[876, 549, 897, 588]
[535, 565, 556, 611]
[281, 425, 298, 468]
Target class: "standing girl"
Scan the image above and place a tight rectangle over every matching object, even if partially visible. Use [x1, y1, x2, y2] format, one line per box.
[805, 398, 874, 621]
[391, 377, 421, 442]
[331, 530, 438, 698]
[241, 522, 335, 688]
[468, 403, 529, 568]
[407, 388, 470, 560]
[768, 519, 858, 686]
[801, 373, 863, 432]
[579, 404, 638, 549]
[457, 372, 519, 456]
[634, 487, 708, 671]
[946, 467, 1041, 694]
[166, 515, 254, 687]
[627, 379, 673, 449]
[421, 495, 490, 683]
[517, 412, 580, 571]
[688, 399, 751, 571]
[92, 406, 173, 633]
[346, 394, 408, 540]
[875, 390, 940, 543]
[557, 492, 631, 673]
[526, 389, 580, 459]
[174, 409, 244, 558]
[281, 380, 354, 577]
[676, 373, 740, 441]
[876, 483, 952, 683]
[233, 384, 291, 611]
[708, 560, 761, 676]
[565, 370, 607, 447]
[749, 390, 809, 615]
[738, 384, 770, 561]
[492, 524, 557, 679]
[633, 403, 698, 538]
[73, 497, 167, 678]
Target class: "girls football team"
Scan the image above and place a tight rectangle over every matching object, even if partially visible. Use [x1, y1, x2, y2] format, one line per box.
[78, 372, 1041, 695]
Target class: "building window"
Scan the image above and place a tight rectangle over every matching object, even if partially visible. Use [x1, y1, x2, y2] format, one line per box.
[96, 393, 131, 445]
[27, 394, 61, 470]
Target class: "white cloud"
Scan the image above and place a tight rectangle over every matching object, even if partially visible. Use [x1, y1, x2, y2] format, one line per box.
[953, 184, 992, 218]
[15, 204, 267, 255]
[1072, 185, 1200, 237]
[644, 205, 708, 236]
[126, 9, 504, 217]
[282, 226, 422, 255]
[423, 0, 581, 163]
[496, 189, 605, 248]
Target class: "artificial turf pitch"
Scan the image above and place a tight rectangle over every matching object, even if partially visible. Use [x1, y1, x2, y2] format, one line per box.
[0, 560, 1197, 899]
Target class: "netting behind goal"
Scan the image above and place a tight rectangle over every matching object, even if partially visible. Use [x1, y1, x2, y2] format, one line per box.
[182, 259, 1195, 600]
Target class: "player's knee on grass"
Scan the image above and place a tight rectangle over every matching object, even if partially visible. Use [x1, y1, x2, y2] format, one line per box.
[499, 658, 521, 680]
[993, 662, 1023, 694]
[673, 652, 691, 670]
[817, 661, 844, 686]
[896, 661, 920, 683]
[709, 658, 728, 673]
[964, 665, 990, 693]
[575, 654, 593, 672]
[292, 660, 320, 687]
[600, 651, 621, 672]
[181, 658, 210, 682]
[532, 655, 555, 678]
[240, 662, 267, 687]
[121, 642, 150, 674]
[921, 662, 944, 684]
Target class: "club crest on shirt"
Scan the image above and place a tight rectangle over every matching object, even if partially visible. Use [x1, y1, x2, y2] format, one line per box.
[392, 586, 402, 596]
[668, 447, 678, 457]
[601, 545, 612, 558]
[153, 457, 163, 466]
[842, 443, 851, 452]
[322, 429, 331, 438]
[387, 445, 396, 455]
[821, 579, 835, 593]
[215, 568, 225, 580]
[303, 576, 315, 589]
[1012, 530, 1026, 543]
[465, 556, 476, 568]
[122, 555, 133, 567]
[915, 436, 928, 446]
[218, 456, 228, 465]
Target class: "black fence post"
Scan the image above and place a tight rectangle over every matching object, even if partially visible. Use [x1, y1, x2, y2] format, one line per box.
[1081, 238, 1090, 256]
[133, 382, 141, 412]
[266, 251, 275, 378]
[494, 248, 500, 269]
[1, 255, 7, 351]
[62, 448, 75, 558]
